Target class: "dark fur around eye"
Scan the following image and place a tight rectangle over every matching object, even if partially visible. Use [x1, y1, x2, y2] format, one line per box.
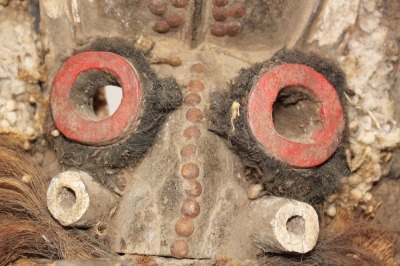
[45, 38, 182, 189]
[208, 49, 349, 204]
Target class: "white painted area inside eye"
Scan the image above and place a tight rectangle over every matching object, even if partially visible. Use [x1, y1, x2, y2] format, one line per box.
[105, 85, 123, 116]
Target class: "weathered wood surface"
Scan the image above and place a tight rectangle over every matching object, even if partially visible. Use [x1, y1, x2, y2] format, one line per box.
[0, 0, 399, 264]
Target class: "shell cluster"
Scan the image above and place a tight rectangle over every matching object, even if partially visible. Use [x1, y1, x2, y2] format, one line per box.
[321, 0, 400, 216]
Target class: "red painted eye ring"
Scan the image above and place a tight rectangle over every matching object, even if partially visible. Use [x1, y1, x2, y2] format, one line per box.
[50, 51, 143, 145]
[247, 64, 345, 168]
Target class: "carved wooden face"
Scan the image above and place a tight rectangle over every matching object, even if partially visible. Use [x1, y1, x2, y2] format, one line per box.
[43, 0, 348, 260]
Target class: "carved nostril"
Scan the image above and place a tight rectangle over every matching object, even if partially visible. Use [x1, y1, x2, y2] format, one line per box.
[58, 187, 76, 211]
[249, 196, 319, 254]
[47, 170, 117, 228]
[286, 215, 306, 236]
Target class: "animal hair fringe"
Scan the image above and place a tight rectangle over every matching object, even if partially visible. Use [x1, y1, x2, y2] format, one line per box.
[259, 209, 396, 266]
[0, 143, 113, 265]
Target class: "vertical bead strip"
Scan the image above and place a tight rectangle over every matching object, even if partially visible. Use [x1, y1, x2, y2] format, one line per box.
[170, 63, 207, 258]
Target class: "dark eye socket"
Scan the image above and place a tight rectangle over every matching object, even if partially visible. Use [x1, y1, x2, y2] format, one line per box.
[209, 49, 348, 204]
[272, 85, 323, 143]
[247, 63, 345, 168]
[47, 39, 182, 187]
[50, 51, 143, 146]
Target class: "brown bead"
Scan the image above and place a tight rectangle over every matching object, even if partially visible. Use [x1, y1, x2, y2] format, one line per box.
[229, 3, 246, 18]
[153, 20, 170, 33]
[168, 57, 182, 66]
[171, 0, 188, 8]
[184, 179, 202, 197]
[181, 199, 200, 218]
[190, 63, 207, 73]
[181, 162, 199, 179]
[170, 239, 189, 258]
[213, 0, 228, 7]
[186, 108, 203, 122]
[184, 93, 201, 106]
[210, 23, 226, 37]
[180, 144, 197, 159]
[212, 7, 228, 21]
[148, 0, 168, 16]
[225, 22, 242, 36]
[166, 14, 184, 28]
[187, 80, 204, 92]
[183, 125, 201, 140]
[175, 216, 194, 237]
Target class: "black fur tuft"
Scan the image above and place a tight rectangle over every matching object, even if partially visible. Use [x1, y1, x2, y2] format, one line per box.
[209, 49, 349, 204]
[46, 38, 182, 190]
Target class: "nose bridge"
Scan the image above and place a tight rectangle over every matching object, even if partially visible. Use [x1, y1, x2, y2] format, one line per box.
[108, 42, 338, 258]
[108, 51, 255, 258]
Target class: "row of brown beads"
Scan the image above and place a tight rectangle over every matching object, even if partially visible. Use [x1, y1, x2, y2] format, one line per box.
[210, 0, 246, 37]
[149, 0, 186, 33]
[170, 63, 206, 258]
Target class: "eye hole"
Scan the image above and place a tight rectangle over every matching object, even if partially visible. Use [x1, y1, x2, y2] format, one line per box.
[68, 70, 124, 121]
[272, 85, 323, 144]
[104, 85, 123, 117]
[247, 63, 345, 168]
[82, 85, 123, 120]
[93, 87, 108, 119]
[208, 50, 348, 203]
[47, 38, 182, 177]
[51, 51, 143, 146]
